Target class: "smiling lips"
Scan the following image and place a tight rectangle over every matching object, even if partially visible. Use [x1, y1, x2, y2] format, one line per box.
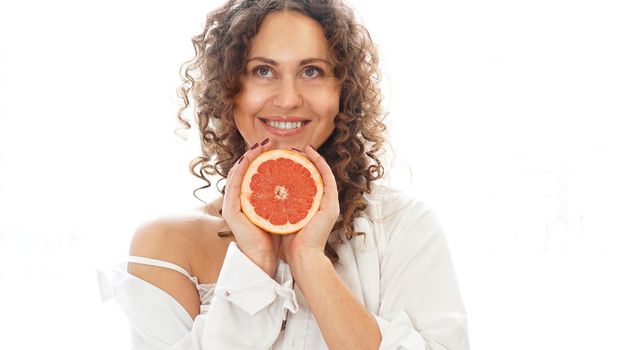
[259, 117, 311, 136]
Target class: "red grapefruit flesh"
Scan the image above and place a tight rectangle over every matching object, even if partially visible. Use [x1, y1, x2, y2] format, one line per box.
[240, 149, 323, 234]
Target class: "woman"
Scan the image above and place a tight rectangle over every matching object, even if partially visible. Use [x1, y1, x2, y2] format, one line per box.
[98, 0, 469, 349]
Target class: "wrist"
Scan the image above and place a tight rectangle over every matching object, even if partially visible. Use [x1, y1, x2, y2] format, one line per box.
[289, 249, 331, 278]
[254, 257, 278, 279]
[239, 248, 278, 278]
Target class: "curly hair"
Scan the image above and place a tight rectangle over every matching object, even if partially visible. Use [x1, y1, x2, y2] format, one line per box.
[176, 0, 386, 262]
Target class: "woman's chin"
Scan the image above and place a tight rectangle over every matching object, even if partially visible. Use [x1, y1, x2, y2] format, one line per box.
[269, 139, 305, 151]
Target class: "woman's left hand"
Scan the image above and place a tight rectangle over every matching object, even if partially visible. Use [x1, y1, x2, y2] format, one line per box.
[281, 145, 340, 266]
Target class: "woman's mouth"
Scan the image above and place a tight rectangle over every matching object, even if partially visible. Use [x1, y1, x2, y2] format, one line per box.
[259, 118, 311, 136]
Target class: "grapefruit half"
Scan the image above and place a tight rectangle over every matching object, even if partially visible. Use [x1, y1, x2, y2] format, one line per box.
[240, 149, 323, 234]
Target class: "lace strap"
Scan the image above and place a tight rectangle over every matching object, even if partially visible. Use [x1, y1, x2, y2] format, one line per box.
[128, 255, 198, 286]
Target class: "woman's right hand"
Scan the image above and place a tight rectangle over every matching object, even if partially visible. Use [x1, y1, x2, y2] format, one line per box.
[220, 138, 281, 278]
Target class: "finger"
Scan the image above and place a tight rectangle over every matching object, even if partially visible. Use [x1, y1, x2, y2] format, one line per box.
[223, 138, 274, 214]
[236, 137, 274, 171]
[258, 137, 275, 153]
[221, 158, 245, 216]
[304, 145, 339, 214]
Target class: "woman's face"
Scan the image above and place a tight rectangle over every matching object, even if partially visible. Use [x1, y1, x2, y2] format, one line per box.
[234, 11, 341, 151]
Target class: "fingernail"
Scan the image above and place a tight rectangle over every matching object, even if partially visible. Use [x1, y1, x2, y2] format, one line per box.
[250, 143, 259, 150]
[260, 137, 270, 146]
[237, 155, 244, 164]
[290, 147, 303, 153]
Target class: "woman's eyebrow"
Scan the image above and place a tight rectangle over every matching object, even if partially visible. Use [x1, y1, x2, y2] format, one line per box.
[246, 57, 332, 66]
[300, 58, 332, 66]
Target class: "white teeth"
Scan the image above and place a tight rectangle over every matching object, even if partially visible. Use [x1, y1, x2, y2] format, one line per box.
[266, 120, 303, 129]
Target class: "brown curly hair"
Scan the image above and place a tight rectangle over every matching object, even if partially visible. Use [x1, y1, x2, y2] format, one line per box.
[176, 0, 386, 262]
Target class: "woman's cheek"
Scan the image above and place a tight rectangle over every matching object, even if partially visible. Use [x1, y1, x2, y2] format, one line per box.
[241, 89, 267, 111]
[320, 86, 341, 118]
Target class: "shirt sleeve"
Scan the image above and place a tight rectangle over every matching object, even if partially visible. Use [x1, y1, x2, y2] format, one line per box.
[97, 242, 298, 350]
[374, 198, 470, 350]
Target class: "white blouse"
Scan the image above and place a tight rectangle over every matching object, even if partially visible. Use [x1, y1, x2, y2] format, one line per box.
[97, 185, 469, 349]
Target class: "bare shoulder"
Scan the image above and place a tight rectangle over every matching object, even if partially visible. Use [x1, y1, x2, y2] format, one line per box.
[128, 200, 231, 319]
[129, 207, 214, 264]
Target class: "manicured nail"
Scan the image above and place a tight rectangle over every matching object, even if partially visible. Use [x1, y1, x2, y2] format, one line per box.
[260, 137, 270, 146]
[290, 147, 303, 153]
[250, 142, 259, 150]
[237, 155, 244, 164]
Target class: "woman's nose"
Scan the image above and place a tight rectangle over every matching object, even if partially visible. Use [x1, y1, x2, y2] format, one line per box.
[273, 79, 303, 109]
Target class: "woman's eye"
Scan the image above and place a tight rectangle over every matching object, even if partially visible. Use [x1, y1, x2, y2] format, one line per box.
[254, 66, 274, 78]
[302, 66, 323, 78]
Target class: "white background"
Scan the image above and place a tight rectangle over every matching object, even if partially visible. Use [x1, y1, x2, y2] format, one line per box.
[1, 0, 621, 349]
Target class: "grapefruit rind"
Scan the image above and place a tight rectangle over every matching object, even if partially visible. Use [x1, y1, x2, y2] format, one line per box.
[240, 149, 324, 234]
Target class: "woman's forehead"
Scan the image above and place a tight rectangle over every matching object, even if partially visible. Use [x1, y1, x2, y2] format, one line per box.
[247, 11, 331, 63]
